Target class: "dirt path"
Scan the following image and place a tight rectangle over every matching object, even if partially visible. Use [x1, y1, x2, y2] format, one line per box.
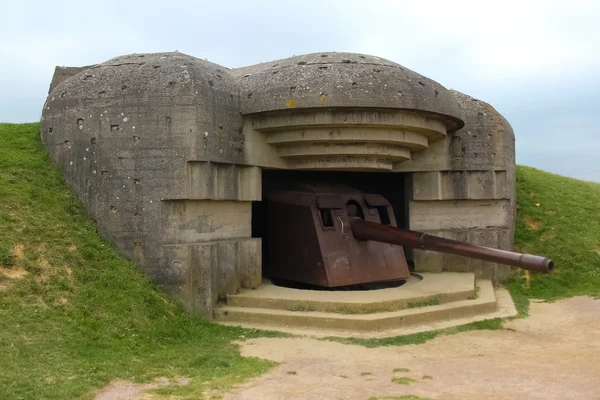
[225, 297, 600, 400]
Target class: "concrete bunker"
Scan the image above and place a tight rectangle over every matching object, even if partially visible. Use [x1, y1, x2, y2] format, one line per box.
[40, 51, 520, 322]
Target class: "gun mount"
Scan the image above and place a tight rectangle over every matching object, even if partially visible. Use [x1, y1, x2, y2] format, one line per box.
[266, 184, 552, 287]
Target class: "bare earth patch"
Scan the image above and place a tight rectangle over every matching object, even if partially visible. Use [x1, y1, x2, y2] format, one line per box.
[0, 243, 27, 289]
[541, 230, 556, 240]
[0, 265, 28, 291]
[34, 256, 74, 285]
[0, 266, 28, 279]
[524, 215, 542, 230]
[38, 257, 50, 269]
[95, 377, 190, 400]
[224, 297, 600, 400]
[12, 243, 24, 259]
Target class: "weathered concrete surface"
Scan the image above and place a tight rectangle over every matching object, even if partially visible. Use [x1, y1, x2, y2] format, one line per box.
[48, 65, 96, 94]
[40, 51, 517, 317]
[234, 52, 464, 130]
[41, 52, 260, 317]
[225, 297, 600, 400]
[226, 273, 475, 313]
[215, 279, 510, 334]
[403, 91, 517, 282]
[244, 109, 452, 171]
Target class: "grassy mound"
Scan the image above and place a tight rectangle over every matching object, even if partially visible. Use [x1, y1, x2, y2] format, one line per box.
[1, 123, 599, 398]
[507, 165, 600, 313]
[0, 123, 279, 399]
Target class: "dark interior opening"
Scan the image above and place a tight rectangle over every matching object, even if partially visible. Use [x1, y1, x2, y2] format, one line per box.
[319, 208, 334, 227]
[346, 200, 365, 219]
[377, 206, 391, 225]
[269, 277, 408, 291]
[250, 169, 414, 281]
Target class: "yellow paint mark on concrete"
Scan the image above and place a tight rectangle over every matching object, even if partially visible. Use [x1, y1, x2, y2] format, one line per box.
[286, 99, 297, 108]
[487, 103, 498, 113]
[318, 94, 326, 104]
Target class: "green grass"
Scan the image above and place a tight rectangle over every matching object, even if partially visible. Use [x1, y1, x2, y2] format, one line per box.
[2, 122, 599, 397]
[332, 306, 358, 314]
[393, 368, 410, 373]
[288, 304, 316, 312]
[327, 318, 503, 348]
[391, 377, 416, 385]
[0, 245, 15, 267]
[406, 295, 440, 309]
[506, 165, 600, 314]
[467, 286, 480, 300]
[330, 296, 439, 315]
[0, 123, 282, 399]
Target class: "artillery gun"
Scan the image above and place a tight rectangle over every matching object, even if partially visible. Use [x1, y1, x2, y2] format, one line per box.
[266, 183, 552, 287]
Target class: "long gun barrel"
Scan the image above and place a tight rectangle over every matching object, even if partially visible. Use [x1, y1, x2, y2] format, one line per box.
[350, 218, 553, 274]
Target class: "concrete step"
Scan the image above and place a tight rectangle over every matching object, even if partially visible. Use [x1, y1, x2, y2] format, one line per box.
[226, 272, 475, 313]
[214, 279, 498, 332]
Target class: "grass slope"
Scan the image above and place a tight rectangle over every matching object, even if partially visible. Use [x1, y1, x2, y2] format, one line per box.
[507, 165, 600, 314]
[0, 123, 280, 399]
[1, 123, 599, 398]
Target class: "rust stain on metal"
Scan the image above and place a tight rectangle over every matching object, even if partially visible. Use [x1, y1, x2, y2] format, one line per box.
[266, 183, 410, 287]
[350, 218, 554, 274]
[266, 184, 552, 289]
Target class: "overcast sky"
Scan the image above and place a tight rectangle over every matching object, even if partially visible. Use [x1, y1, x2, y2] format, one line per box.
[2, 0, 598, 181]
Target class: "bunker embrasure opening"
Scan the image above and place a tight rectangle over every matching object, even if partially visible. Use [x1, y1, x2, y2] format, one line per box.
[251, 169, 413, 289]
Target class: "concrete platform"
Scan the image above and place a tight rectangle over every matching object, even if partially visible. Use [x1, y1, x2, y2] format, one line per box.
[214, 272, 518, 338]
[226, 272, 475, 313]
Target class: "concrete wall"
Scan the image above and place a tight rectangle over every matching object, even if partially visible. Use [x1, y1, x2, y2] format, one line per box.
[395, 91, 516, 283]
[40, 51, 516, 316]
[40, 53, 262, 317]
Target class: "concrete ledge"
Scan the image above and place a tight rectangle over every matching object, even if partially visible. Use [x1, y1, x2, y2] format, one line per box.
[277, 142, 412, 161]
[244, 109, 450, 171]
[266, 128, 429, 150]
[186, 162, 261, 201]
[215, 286, 516, 339]
[215, 279, 498, 332]
[227, 273, 475, 313]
